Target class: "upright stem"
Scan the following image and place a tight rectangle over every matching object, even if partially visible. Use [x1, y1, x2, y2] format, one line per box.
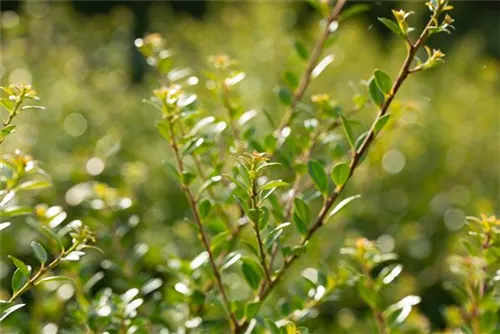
[250, 178, 272, 283]
[276, 0, 347, 134]
[238, 11, 439, 332]
[165, 115, 240, 332]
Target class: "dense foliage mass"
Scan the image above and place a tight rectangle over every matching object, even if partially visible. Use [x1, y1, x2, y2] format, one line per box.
[1, 0, 499, 333]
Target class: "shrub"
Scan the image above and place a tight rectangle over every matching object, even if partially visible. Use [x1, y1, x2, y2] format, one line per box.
[1, 1, 498, 333]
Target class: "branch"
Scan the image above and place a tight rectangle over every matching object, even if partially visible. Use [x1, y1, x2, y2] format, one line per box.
[165, 115, 240, 332]
[9, 242, 80, 302]
[276, 0, 347, 134]
[238, 10, 440, 331]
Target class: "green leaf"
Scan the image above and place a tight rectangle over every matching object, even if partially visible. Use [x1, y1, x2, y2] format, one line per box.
[0, 303, 25, 322]
[260, 179, 288, 191]
[0, 300, 15, 313]
[339, 4, 371, 22]
[197, 175, 222, 198]
[293, 40, 309, 60]
[11, 269, 28, 293]
[308, 160, 328, 194]
[278, 87, 293, 106]
[354, 132, 369, 152]
[31, 241, 47, 265]
[16, 181, 51, 192]
[245, 301, 262, 319]
[293, 211, 308, 235]
[331, 162, 350, 187]
[340, 115, 355, 149]
[1, 125, 16, 138]
[0, 206, 33, 218]
[293, 198, 310, 224]
[357, 281, 381, 309]
[40, 226, 64, 252]
[35, 276, 73, 286]
[156, 119, 170, 141]
[378, 17, 403, 37]
[265, 319, 281, 334]
[374, 70, 393, 95]
[210, 231, 230, 255]
[182, 137, 205, 156]
[8, 256, 31, 278]
[164, 161, 180, 181]
[284, 71, 299, 89]
[241, 257, 263, 290]
[224, 174, 248, 192]
[198, 199, 212, 219]
[326, 195, 362, 222]
[265, 222, 290, 250]
[368, 77, 385, 107]
[258, 206, 270, 230]
[374, 114, 391, 134]
[181, 171, 196, 186]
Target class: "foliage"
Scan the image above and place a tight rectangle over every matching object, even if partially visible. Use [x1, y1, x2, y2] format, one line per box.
[0, 0, 499, 333]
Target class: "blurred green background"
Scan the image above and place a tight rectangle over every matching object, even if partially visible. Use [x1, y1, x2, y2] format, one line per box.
[1, 1, 499, 332]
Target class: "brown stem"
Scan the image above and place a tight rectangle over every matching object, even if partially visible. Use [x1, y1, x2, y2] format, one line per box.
[238, 11, 439, 332]
[165, 115, 240, 332]
[9, 242, 80, 302]
[276, 0, 347, 134]
[250, 178, 272, 283]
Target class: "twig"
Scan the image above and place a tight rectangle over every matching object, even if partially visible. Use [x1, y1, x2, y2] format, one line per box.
[276, 0, 347, 134]
[237, 10, 439, 332]
[165, 115, 240, 332]
[9, 242, 80, 302]
[250, 177, 272, 283]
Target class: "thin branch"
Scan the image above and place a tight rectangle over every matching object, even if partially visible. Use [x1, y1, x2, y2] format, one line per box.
[238, 11, 439, 332]
[276, 0, 347, 134]
[250, 178, 272, 283]
[9, 242, 80, 302]
[165, 115, 240, 332]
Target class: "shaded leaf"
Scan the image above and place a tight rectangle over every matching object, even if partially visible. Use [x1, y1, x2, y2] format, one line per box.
[241, 257, 263, 290]
[293, 40, 309, 60]
[308, 160, 328, 194]
[368, 77, 385, 107]
[8, 256, 31, 278]
[31, 241, 47, 265]
[374, 69, 393, 95]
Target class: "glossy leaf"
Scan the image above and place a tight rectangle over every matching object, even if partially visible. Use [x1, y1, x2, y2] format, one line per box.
[368, 77, 385, 107]
[374, 114, 391, 134]
[198, 199, 212, 219]
[0, 303, 25, 322]
[260, 179, 288, 191]
[31, 241, 47, 265]
[11, 269, 28, 293]
[308, 160, 328, 194]
[35, 276, 73, 286]
[374, 69, 393, 95]
[378, 17, 403, 37]
[8, 256, 31, 278]
[331, 162, 350, 186]
[241, 257, 263, 290]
